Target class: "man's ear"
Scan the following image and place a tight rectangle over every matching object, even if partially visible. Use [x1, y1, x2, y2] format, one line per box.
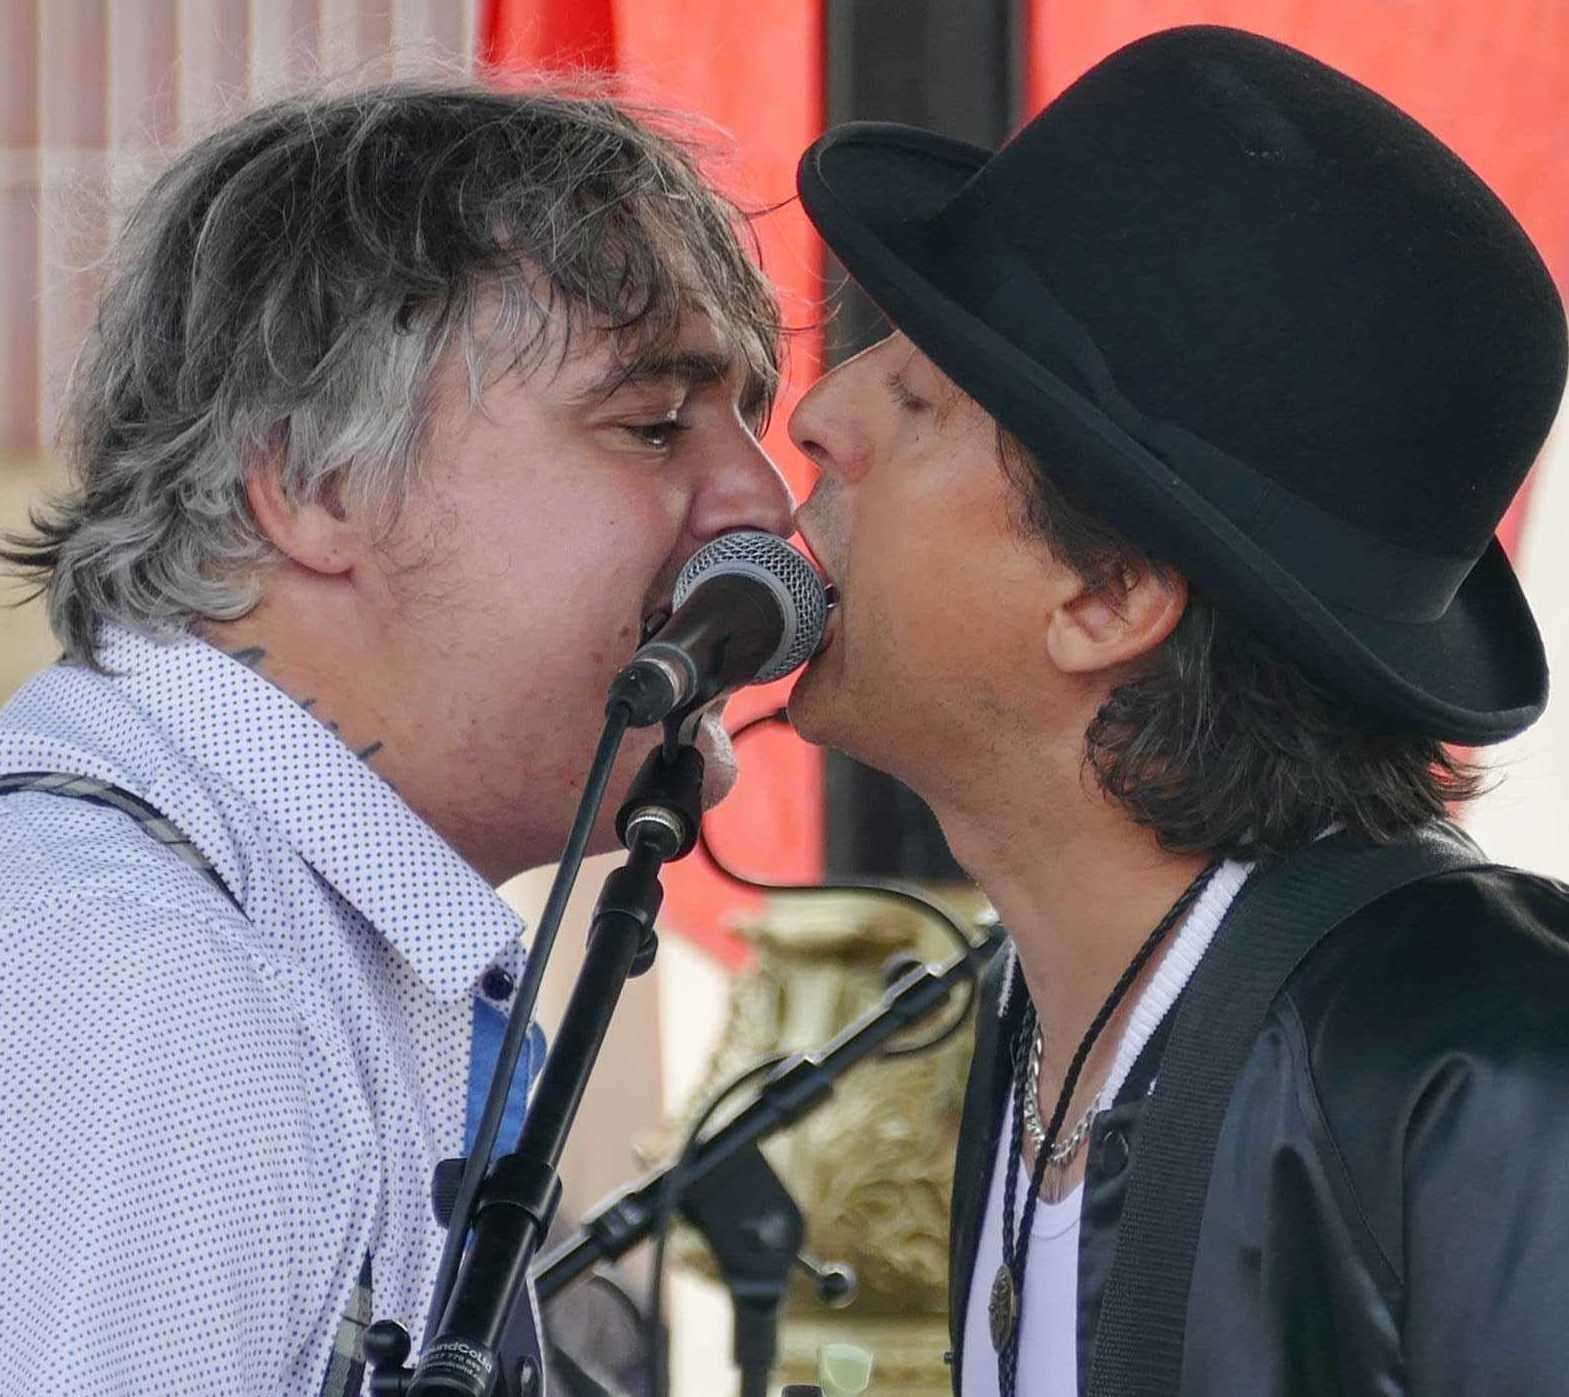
[1044, 564, 1189, 676]
[245, 465, 359, 577]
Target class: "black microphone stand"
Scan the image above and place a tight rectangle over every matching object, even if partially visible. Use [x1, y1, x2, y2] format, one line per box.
[532, 927, 1002, 1298]
[367, 727, 708, 1396]
[529, 930, 1000, 1396]
[680, 1141, 805, 1397]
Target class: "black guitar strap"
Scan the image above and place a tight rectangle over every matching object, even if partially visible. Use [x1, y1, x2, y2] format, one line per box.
[1086, 823, 1489, 1395]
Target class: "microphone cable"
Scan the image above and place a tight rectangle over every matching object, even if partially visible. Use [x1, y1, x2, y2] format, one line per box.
[700, 706, 986, 1057]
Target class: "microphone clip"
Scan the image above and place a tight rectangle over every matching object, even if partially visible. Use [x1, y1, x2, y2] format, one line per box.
[611, 740, 705, 979]
[614, 739, 705, 865]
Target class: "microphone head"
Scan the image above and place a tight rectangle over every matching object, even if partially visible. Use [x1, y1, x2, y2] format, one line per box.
[674, 531, 828, 683]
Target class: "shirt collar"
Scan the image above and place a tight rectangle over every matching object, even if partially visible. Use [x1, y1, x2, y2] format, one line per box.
[2, 623, 523, 1001]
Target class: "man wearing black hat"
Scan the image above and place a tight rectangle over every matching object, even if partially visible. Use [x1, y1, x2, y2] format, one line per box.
[786, 25, 1569, 1397]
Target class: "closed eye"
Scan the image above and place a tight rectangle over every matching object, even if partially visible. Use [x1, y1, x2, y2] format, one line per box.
[886, 371, 928, 412]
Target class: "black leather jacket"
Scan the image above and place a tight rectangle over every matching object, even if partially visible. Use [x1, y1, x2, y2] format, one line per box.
[948, 866, 1569, 1395]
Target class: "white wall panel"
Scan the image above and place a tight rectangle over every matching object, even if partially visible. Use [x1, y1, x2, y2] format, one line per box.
[36, 0, 108, 449]
[249, 0, 323, 97]
[5, 0, 476, 452]
[0, 0, 40, 452]
[391, 0, 474, 74]
[178, 0, 250, 133]
[1468, 401, 1569, 880]
[317, 0, 392, 80]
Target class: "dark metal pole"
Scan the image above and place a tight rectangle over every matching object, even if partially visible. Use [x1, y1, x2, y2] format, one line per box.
[821, 0, 1030, 882]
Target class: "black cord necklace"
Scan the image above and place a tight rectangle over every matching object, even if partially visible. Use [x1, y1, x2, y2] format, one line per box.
[991, 860, 1221, 1396]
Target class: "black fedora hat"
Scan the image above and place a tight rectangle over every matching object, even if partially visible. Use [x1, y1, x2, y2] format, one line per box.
[797, 25, 1566, 744]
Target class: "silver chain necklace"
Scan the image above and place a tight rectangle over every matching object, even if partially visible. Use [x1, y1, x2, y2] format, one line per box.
[1021, 1026, 1100, 1170]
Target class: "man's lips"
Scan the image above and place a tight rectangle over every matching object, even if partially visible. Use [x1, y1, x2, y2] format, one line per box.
[813, 585, 841, 657]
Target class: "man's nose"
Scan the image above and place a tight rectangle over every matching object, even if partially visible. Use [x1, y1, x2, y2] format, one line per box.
[788, 369, 835, 479]
[788, 358, 870, 484]
[691, 433, 797, 541]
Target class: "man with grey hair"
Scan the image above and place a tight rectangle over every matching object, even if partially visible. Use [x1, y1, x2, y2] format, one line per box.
[0, 83, 792, 1392]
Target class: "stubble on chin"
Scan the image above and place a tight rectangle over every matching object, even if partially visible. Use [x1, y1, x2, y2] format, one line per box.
[783, 655, 846, 751]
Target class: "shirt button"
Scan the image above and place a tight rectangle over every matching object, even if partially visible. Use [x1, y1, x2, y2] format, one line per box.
[1101, 1126, 1131, 1176]
[481, 966, 515, 1001]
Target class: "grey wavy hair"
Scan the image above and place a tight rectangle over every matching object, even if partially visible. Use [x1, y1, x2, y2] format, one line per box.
[4, 81, 783, 667]
[996, 428, 1489, 860]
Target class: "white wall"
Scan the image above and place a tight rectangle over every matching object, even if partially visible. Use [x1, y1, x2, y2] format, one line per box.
[1467, 402, 1569, 878]
[1, 0, 477, 454]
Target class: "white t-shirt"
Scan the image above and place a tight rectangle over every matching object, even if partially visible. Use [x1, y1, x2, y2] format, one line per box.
[961, 1092, 1085, 1397]
[960, 859, 1253, 1395]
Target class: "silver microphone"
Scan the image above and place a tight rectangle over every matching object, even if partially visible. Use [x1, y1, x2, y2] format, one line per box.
[609, 530, 828, 727]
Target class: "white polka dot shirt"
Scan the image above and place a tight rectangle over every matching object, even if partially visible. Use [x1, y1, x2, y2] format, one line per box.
[0, 622, 530, 1394]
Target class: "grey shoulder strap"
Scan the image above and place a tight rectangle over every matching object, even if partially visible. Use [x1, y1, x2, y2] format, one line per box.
[0, 771, 373, 1397]
[0, 771, 242, 911]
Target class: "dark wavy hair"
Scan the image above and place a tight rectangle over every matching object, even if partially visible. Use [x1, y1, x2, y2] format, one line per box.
[997, 430, 1488, 861]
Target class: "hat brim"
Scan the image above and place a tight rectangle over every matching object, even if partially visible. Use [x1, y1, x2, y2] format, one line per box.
[798, 122, 1547, 744]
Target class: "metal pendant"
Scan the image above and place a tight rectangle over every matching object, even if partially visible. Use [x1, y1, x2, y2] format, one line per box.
[989, 1261, 1018, 1354]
